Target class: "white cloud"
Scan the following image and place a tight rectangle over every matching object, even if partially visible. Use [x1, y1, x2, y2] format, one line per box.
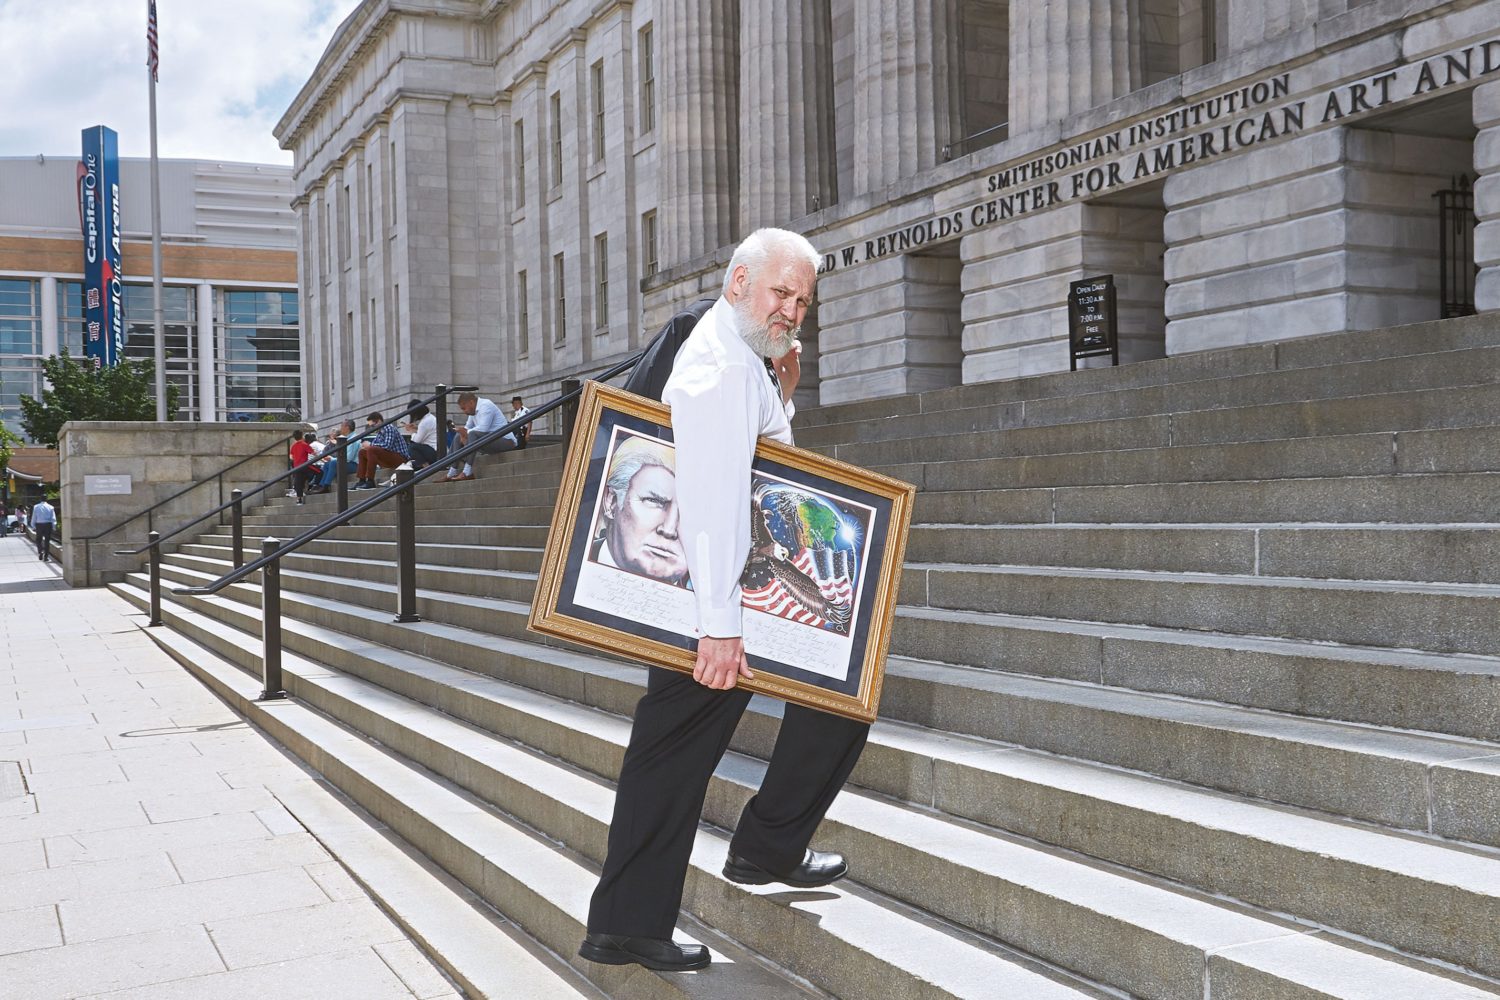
[0, 0, 363, 164]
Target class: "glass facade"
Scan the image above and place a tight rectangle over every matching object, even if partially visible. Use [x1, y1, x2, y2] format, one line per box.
[123, 284, 197, 418]
[0, 278, 41, 435]
[220, 289, 301, 420]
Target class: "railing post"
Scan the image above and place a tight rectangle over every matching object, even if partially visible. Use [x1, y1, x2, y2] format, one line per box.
[230, 489, 244, 570]
[394, 469, 420, 623]
[335, 435, 350, 514]
[147, 530, 163, 627]
[561, 378, 583, 444]
[259, 537, 286, 701]
[434, 384, 449, 462]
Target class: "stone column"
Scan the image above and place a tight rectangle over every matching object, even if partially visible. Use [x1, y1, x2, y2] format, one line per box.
[739, 0, 837, 231]
[1008, 0, 1141, 136]
[852, 1, 963, 194]
[1475, 80, 1500, 312]
[1225, 0, 1319, 50]
[196, 283, 216, 422]
[659, 0, 739, 266]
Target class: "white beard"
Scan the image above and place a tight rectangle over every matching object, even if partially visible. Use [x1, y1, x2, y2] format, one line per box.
[733, 298, 798, 359]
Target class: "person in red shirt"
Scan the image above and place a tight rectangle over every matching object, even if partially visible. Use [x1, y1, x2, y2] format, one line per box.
[290, 431, 317, 505]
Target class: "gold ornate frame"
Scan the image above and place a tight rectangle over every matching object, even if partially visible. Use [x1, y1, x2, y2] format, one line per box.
[528, 381, 915, 723]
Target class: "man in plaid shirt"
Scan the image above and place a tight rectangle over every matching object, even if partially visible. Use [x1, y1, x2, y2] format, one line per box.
[352, 411, 410, 489]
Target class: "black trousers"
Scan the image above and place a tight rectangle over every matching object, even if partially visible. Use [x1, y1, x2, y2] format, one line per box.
[35, 522, 53, 560]
[587, 665, 869, 938]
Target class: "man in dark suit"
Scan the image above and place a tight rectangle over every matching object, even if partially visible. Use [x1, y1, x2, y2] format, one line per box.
[580, 229, 868, 972]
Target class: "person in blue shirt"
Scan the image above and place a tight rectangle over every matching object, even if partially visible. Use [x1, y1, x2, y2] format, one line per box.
[444, 392, 517, 481]
[30, 498, 57, 562]
[352, 412, 410, 490]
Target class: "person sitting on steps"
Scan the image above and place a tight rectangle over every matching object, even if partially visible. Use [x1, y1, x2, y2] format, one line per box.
[444, 391, 517, 482]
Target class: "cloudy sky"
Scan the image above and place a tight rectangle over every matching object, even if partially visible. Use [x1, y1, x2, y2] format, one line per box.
[0, 0, 364, 164]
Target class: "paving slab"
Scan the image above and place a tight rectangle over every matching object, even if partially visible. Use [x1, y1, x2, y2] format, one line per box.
[0, 538, 457, 999]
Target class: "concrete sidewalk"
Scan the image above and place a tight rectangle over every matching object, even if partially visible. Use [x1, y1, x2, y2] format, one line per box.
[0, 534, 462, 999]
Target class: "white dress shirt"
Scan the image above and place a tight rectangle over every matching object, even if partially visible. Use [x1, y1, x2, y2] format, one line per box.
[662, 297, 793, 638]
[411, 412, 438, 449]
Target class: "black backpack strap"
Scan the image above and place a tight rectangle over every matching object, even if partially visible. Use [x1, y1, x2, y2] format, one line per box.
[622, 297, 717, 402]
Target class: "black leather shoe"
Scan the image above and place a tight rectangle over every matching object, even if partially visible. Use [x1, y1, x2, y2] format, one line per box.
[578, 933, 710, 971]
[722, 849, 848, 888]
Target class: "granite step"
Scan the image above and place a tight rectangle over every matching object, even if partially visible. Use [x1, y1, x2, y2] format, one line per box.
[799, 346, 1500, 451]
[881, 424, 1500, 493]
[130, 595, 1112, 1000]
[141, 562, 1500, 845]
[117, 581, 1500, 997]
[915, 471, 1500, 525]
[905, 522, 1500, 583]
[795, 313, 1500, 430]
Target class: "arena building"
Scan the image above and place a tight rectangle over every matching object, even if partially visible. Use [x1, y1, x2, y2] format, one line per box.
[276, 0, 1497, 417]
[0, 155, 300, 435]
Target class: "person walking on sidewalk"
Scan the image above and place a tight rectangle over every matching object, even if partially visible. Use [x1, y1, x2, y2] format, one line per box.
[30, 498, 56, 562]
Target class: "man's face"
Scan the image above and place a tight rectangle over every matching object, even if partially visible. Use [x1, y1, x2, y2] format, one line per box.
[459, 398, 477, 416]
[730, 253, 816, 359]
[604, 463, 686, 582]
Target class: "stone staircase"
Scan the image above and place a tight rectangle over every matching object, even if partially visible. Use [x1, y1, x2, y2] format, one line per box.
[114, 313, 1500, 999]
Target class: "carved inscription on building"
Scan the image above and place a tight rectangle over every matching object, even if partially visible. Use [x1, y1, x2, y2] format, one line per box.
[819, 37, 1500, 276]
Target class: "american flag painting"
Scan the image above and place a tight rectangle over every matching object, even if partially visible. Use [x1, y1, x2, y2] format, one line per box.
[740, 480, 865, 635]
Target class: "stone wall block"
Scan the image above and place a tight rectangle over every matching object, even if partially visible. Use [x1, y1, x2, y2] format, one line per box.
[961, 204, 1090, 261]
[1162, 128, 1347, 210]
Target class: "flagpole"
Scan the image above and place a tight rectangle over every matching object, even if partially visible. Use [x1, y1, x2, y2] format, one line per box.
[147, 0, 166, 420]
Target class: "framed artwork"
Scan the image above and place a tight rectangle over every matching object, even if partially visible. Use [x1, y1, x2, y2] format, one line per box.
[529, 381, 915, 722]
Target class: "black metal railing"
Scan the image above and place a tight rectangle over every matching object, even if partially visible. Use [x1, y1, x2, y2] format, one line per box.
[160, 354, 644, 699]
[77, 431, 296, 582]
[1434, 175, 1478, 319]
[941, 121, 1009, 162]
[109, 382, 475, 601]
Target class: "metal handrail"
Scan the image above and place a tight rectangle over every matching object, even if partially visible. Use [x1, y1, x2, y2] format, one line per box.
[114, 384, 476, 557]
[174, 352, 643, 599]
[941, 121, 1009, 161]
[79, 432, 294, 545]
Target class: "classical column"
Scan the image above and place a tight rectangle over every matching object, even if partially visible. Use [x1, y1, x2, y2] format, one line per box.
[1225, 0, 1320, 50]
[852, 0, 963, 194]
[1008, 0, 1141, 136]
[1475, 80, 1500, 313]
[197, 283, 216, 422]
[659, 0, 739, 266]
[739, 0, 836, 231]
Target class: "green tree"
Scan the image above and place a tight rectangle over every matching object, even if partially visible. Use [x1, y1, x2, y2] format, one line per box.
[19, 350, 180, 448]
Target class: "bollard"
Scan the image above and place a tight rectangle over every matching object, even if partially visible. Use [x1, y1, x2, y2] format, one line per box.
[561, 377, 583, 444]
[258, 537, 286, 701]
[336, 435, 350, 514]
[230, 489, 244, 570]
[394, 469, 420, 623]
[147, 531, 163, 627]
[434, 384, 449, 462]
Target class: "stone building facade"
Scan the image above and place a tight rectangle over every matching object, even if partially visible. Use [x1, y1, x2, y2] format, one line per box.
[277, 0, 1500, 419]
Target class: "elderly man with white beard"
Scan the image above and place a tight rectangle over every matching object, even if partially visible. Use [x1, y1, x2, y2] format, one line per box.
[579, 228, 871, 972]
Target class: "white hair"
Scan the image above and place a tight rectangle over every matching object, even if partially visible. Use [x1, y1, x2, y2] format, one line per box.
[722, 228, 821, 297]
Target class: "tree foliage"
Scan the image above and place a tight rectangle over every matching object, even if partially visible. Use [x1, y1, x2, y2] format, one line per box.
[19, 350, 180, 448]
[0, 423, 20, 476]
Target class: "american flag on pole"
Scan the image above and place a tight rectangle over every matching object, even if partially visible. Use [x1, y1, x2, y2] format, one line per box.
[147, 1, 159, 81]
